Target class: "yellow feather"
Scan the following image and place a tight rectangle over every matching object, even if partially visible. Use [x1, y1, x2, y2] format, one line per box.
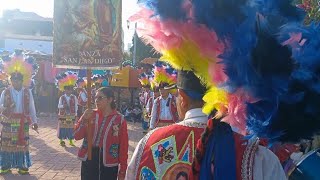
[202, 86, 228, 115]
[160, 40, 213, 87]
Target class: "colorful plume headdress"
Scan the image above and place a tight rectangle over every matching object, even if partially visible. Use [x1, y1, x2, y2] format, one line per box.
[132, 0, 320, 143]
[0, 50, 38, 87]
[152, 61, 177, 87]
[92, 74, 106, 84]
[76, 77, 87, 88]
[149, 74, 158, 91]
[56, 71, 78, 91]
[138, 73, 151, 87]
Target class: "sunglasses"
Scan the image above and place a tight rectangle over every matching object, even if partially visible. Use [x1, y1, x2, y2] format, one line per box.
[95, 96, 108, 101]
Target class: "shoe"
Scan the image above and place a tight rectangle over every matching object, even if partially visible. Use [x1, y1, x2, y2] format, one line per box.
[0, 168, 11, 174]
[60, 140, 66, 146]
[18, 168, 29, 175]
[69, 140, 75, 146]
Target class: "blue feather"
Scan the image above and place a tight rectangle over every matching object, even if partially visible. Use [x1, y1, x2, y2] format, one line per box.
[192, 0, 256, 38]
[138, 0, 188, 21]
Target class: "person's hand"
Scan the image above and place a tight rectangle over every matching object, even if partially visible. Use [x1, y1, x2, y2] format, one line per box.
[32, 123, 39, 134]
[118, 172, 125, 180]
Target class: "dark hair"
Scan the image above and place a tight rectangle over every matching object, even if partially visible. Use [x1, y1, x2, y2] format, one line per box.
[98, 87, 116, 109]
[176, 171, 188, 180]
[192, 110, 218, 177]
[64, 86, 73, 90]
[10, 72, 23, 81]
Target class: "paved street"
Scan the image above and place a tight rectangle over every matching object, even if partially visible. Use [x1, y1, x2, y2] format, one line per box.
[0, 115, 144, 180]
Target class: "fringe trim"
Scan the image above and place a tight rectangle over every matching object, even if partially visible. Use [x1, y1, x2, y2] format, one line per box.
[58, 128, 74, 139]
[0, 150, 31, 169]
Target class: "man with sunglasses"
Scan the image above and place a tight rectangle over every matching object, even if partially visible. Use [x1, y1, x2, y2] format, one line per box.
[126, 70, 208, 179]
[0, 72, 38, 175]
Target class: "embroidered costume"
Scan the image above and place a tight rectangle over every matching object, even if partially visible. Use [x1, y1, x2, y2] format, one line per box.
[0, 51, 38, 173]
[76, 77, 88, 117]
[74, 110, 128, 179]
[127, 0, 320, 178]
[127, 108, 207, 179]
[57, 94, 78, 139]
[56, 71, 78, 146]
[149, 62, 178, 129]
[149, 94, 178, 128]
[138, 73, 152, 132]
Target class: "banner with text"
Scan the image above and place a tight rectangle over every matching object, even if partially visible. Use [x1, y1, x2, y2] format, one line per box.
[53, 0, 122, 69]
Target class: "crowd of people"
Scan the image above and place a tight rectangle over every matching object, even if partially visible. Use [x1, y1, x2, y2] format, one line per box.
[0, 1, 320, 180]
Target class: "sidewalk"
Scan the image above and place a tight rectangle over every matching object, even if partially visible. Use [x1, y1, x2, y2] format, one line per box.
[0, 116, 144, 180]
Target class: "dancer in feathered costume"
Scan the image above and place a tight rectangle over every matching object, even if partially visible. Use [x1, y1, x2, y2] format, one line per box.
[149, 62, 178, 129]
[126, 0, 320, 179]
[138, 72, 152, 133]
[76, 77, 88, 118]
[139, 72, 152, 108]
[56, 71, 78, 147]
[144, 75, 161, 132]
[0, 50, 38, 175]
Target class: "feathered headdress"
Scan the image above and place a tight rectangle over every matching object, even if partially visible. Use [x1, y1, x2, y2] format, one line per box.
[0, 50, 38, 87]
[92, 74, 105, 84]
[76, 77, 87, 88]
[132, 0, 320, 143]
[138, 73, 151, 88]
[149, 74, 158, 91]
[56, 71, 78, 91]
[152, 61, 177, 88]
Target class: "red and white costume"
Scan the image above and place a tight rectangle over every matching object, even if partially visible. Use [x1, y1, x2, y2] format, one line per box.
[126, 108, 207, 179]
[78, 89, 87, 107]
[77, 89, 87, 117]
[149, 94, 179, 128]
[57, 94, 78, 139]
[74, 110, 129, 174]
[191, 119, 286, 180]
[0, 87, 37, 169]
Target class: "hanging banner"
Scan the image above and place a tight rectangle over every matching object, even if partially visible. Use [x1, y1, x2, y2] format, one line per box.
[53, 0, 122, 69]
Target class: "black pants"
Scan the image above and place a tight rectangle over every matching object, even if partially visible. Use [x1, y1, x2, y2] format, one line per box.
[81, 147, 118, 180]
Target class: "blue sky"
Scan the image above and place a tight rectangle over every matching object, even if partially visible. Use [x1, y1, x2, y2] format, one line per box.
[0, 0, 139, 50]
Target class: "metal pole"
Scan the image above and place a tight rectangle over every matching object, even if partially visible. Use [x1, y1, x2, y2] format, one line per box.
[86, 69, 93, 160]
[133, 22, 137, 66]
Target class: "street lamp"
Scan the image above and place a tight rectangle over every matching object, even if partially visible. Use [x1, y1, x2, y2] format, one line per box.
[127, 20, 137, 66]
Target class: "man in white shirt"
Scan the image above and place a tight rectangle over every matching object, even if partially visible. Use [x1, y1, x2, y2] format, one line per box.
[149, 83, 179, 129]
[126, 70, 208, 179]
[0, 72, 38, 175]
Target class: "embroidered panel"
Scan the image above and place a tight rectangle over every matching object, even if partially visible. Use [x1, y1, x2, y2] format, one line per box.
[58, 115, 76, 128]
[134, 128, 160, 178]
[140, 166, 156, 180]
[241, 137, 260, 180]
[138, 131, 195, 179]
[109, 144, 119, 158]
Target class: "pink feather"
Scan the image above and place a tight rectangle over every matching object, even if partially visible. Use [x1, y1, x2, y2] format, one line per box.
[208, 60, 228, 84]
[222, 90, 257, 135]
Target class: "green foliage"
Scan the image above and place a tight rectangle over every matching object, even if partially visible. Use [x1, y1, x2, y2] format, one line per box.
[130, 33, 161, 64]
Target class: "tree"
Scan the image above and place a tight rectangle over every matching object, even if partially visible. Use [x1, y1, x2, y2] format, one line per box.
[123, 51, 132, 61]
[130, 33, 161, 64]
